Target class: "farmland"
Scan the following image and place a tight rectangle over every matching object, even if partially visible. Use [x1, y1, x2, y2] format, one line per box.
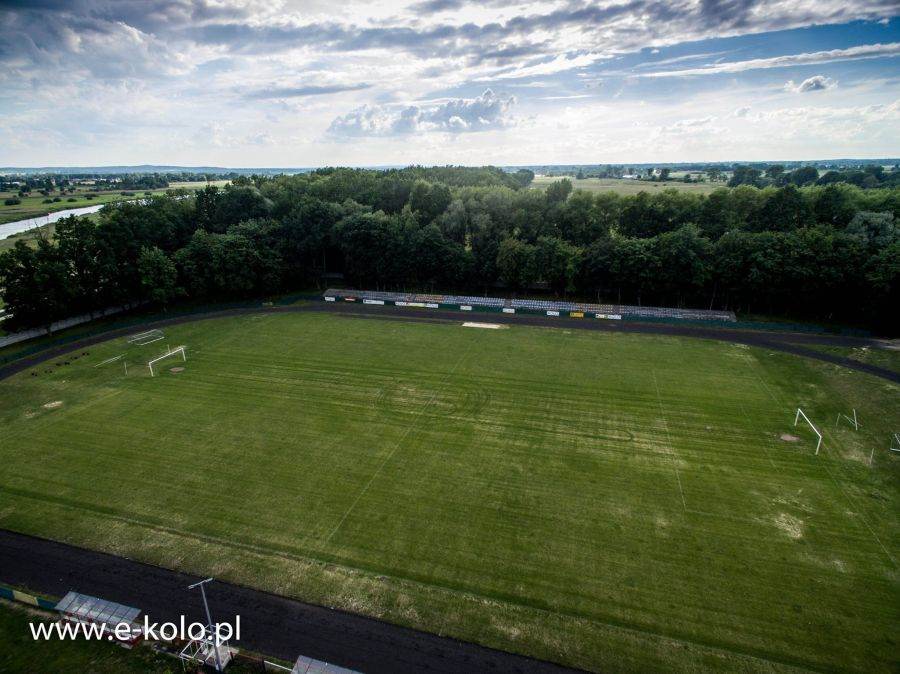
[0, 180, 230, 227]
[0, 311, 897, 672]
[531, 175, 722, 195]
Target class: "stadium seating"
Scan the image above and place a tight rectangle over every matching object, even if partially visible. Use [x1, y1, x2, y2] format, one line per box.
[323, 289, 736, 322]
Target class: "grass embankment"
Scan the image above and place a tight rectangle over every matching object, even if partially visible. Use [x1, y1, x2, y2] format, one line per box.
[0, 313, 897, 672]
[531, 175, 721, 195]
[802, 343, 900, 375]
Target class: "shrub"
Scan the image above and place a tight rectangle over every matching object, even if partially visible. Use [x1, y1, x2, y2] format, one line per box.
[42, 198, 53, 203]
[120, 191, 135, 196]
[4, 197, 21, 205]
[67, 197, 77, 202]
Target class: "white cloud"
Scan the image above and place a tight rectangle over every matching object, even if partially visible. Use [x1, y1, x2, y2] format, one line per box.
[639, 42, 900, 78]
[328, 89, 517, 136]
[785, 75, 838, 93]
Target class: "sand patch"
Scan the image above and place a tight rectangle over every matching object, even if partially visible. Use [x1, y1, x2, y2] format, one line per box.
[170, 367, 185, 373]
[42, 400, 63, 409]
[780, 433, 799, 442]
[774, 513, 804, 539]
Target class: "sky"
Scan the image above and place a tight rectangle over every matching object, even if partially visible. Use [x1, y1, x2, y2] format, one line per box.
[0, 0, 898, 167]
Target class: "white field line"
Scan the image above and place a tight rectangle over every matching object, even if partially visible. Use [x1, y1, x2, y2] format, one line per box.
[94, 354, 124, 367]
[127, 329, 159, 340]
[324, 341, 475, 545]
[135, 335, 165, 346]
[651, 370, 687, 511]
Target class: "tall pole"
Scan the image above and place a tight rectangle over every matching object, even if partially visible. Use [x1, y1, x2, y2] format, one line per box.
[188, 578, 223, 672]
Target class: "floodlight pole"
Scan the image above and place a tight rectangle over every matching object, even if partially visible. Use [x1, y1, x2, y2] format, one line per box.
[188, 577, 223, 672]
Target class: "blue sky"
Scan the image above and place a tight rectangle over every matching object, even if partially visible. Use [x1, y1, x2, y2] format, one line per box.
[0, 1, 898, 167]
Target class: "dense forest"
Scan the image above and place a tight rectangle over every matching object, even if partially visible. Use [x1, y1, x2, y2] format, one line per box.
[1, 165, 897, 332]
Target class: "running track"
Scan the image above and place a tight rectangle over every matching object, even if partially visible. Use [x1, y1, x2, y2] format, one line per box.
[0, 302, 897, 672]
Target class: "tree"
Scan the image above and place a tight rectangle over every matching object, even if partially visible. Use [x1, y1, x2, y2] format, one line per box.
[138, 246, 181, 308]
[609, 237, 659, 305]
[788, 166, 819, 187]
[545, 179, 573, 205]
[496, 237, 536, 290]
[535, 236, 580, 294]
[845, 211, 896, 249]
[653, 225, 710, 305]
[409, 181, 452, 222]
[728, 166, 763, 188]
[0, 239, 71, 331]
[751, 185, 811, 232]
[765, 164, 785, 180]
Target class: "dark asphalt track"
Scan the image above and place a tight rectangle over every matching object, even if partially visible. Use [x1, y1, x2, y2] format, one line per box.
[0, 302, 896, 673]
[1, 301, 897, 383]
[0, 530, 577, 673]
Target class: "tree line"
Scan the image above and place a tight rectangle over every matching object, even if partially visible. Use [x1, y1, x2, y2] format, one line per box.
[1, 166, 897, 332]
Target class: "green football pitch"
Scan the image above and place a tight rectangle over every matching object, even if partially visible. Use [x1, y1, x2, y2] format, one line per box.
[0, 311, 897, 672]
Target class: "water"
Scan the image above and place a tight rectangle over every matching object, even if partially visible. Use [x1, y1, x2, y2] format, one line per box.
[0, 204, 106, 239]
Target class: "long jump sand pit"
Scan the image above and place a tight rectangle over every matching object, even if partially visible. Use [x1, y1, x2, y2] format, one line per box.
[462, 322, 507, 329]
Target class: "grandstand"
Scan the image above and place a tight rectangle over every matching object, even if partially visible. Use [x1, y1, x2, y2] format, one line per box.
[323, 289, 736, 322]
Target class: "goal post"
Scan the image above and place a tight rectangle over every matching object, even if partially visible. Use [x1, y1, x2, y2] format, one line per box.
[794, 408, 823, 455]
[148, 346, 186, 377]
[835, 409, 859, 431]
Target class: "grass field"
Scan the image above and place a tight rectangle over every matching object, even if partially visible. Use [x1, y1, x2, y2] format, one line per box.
[531, 176, 721, 195]
[0, 312, 897, 672]
[0, 180, 229, 226]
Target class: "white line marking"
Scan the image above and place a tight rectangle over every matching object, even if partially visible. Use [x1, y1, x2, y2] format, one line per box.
[324, 341, 475, 544]
[652, 370, 687, 511]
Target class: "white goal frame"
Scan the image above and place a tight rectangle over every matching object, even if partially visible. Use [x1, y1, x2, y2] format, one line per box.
[835, 408, 859, 431]
[148, 346, 186, 377]
[795, 408, 823, 455]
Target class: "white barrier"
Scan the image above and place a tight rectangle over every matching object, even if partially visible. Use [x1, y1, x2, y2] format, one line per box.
[460, 305, 472, 311]
[546, 310, 560, 316]
[363, 299, 384, 305]
[502, 308, 515, 314]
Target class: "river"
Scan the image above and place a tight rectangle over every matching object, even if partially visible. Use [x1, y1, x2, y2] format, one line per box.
[0, 204, 106, 240]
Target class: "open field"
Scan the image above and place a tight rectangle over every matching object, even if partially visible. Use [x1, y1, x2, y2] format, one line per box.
[0, 180, 229, 226]
[531, 176, 722, 195]
[0, 312, 897, 672]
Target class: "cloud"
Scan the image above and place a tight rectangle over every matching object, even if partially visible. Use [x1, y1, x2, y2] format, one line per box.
[328, 89, 517, 136]
[785, 75, 837, 92]
[638, 42, 900, 78]
[733, 106, 751, 117]
[245, 83, 373, 99]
